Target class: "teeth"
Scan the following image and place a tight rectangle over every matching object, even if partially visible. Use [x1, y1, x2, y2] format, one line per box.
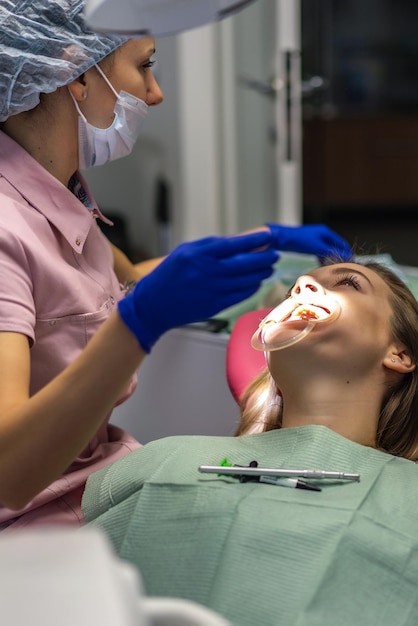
[252, 295, 340, 351]
[288, 304, 330, 321]
[260, 297, 334, 327]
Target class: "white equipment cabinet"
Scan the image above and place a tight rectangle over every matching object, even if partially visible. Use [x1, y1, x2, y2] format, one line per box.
[112, 327, 240, 444]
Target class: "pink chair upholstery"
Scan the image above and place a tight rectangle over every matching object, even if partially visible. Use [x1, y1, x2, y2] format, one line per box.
[226, 308, 272, 404]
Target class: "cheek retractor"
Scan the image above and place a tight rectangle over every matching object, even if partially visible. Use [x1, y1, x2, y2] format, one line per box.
[251, 292, 341, 351]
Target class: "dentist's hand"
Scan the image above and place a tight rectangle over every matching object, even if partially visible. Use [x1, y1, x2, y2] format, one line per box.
[118, 232, 279, 352]
[267, 223, 352, 262]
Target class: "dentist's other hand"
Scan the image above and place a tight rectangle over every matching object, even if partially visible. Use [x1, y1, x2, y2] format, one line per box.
[118, 232, 279, 352]
[267, 223, 352, 262]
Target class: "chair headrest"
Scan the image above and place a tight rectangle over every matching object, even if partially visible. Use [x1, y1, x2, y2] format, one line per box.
[226, 308, 271, 404]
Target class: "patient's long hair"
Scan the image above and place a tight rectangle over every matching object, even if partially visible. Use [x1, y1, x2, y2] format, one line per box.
[236, 261, 418, 462]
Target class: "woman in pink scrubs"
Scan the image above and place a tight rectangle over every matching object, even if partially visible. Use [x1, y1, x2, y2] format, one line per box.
[0, 0, 351, 529]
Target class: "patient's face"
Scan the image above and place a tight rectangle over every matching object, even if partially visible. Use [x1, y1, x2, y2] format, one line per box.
[267, 262, 395, 378]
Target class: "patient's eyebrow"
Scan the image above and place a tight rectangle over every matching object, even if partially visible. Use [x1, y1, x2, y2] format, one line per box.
[329, 266, 374, 289]
[285, 266, 374, 299]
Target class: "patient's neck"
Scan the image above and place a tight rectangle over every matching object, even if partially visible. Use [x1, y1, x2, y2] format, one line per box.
[279, 373, 382, 447]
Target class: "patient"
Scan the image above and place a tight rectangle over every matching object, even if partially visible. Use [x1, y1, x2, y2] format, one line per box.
[82, 260, 418, 626]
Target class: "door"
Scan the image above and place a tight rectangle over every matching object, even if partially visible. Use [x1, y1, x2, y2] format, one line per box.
[222, 0, 302, 231]
[177, 0, 303, 240]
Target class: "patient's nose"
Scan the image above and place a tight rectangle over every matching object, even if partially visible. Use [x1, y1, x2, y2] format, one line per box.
[291, 275, 325, 297]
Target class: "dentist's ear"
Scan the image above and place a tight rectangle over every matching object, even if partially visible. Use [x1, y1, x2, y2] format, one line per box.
[384, 347, 416, 374]
[67, 77, 87, 103]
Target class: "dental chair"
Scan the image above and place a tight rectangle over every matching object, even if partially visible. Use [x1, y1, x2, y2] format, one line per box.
[226, 308, 272, 404]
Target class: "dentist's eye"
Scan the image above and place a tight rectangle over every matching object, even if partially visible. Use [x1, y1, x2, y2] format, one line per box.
[141, 59, 156, 71]
[334, 274, 361, 290]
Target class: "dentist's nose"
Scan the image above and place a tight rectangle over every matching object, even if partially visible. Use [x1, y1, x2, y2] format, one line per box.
[291, 275, 325, 297]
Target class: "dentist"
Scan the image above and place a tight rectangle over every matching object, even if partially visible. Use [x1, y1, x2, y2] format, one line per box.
[0, 0, 351, 529]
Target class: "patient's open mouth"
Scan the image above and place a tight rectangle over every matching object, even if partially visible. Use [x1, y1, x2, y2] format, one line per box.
[252, 294, 340, 351]
[281, 303, 332, 323]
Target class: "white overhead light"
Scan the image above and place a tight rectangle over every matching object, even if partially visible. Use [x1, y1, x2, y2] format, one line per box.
[84, 0, 257, 37]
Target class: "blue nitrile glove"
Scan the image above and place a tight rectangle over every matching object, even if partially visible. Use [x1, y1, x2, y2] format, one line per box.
[118, 231, 279, 352]
[267, 223, 352, 262]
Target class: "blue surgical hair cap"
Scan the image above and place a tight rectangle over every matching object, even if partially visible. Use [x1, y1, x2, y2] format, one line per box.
[0, 0, 130, 121]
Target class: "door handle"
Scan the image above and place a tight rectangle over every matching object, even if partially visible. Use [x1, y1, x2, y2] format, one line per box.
[238, 75, 284, 98]
[239, 74, 327, 99]
[302, 75, 328, 97]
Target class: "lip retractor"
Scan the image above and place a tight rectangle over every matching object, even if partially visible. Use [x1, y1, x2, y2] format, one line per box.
[251, 291, 341, 351]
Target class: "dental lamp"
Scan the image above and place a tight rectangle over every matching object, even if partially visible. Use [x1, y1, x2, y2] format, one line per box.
[85, 0, 257, 36]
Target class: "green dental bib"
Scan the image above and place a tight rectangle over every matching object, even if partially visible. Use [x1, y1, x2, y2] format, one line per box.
[83, 426, 418, 626]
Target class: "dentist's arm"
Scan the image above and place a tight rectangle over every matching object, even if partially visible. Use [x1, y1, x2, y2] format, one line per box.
[0, 231, 278, 509]
[110, 242, 165, 283]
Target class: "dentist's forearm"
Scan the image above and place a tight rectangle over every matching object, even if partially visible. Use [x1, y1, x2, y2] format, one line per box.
[0, 313, 145, 510]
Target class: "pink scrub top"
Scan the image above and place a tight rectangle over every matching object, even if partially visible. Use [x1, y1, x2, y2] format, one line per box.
[0, 131, 141, 530]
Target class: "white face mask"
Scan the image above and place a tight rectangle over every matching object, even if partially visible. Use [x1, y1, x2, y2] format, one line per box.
[69, 64, 149, 169]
